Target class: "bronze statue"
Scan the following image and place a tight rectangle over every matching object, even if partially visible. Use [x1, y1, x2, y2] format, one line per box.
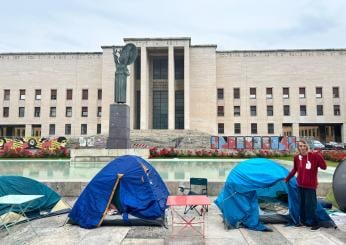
[113, 43, 137, 103]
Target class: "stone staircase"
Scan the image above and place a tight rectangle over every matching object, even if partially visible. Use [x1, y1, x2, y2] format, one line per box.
[130, 129, 211, 149]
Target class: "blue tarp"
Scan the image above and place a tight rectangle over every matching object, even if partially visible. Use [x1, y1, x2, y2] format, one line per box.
[0, 176, 62, 217]
[68, 155, 169, 229]
[215, 158, 333, 231]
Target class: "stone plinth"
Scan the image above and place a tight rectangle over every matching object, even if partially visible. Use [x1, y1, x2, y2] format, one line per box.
[107, 103, 130, 149]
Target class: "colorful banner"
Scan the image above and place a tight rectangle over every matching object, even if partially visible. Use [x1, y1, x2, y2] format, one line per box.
[253, 137, 262, 149]
[227, 136, 236, 149]
[245, 137, 253, 149]
[210, 136, 219, 149]
[218, 136, 228, 149]
[262, 137, 271, 150]
[0, 136, 67, 151]
[236, 137, 245, 149]
[271, 136, 279, 150]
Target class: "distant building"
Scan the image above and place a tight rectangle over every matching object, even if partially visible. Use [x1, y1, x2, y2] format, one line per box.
[0, 37, 345, 142]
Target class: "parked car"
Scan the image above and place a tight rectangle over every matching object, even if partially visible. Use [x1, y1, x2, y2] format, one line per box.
[311, 140, 325, 150]
[325, 141, 345, 150]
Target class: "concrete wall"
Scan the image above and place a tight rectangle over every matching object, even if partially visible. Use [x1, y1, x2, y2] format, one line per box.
[44, 180, 332, 197]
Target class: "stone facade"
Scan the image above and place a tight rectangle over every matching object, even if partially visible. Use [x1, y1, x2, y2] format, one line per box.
[0, 38, 345, 142]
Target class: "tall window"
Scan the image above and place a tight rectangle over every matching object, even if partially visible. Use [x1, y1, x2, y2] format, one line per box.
[51, 89, 57, 100]
[49, 124, 55, 135]
[267, 105, 273, 116]
[153, 91, 168, 129]
[234, 123, 241, 134]
[4, 89, 10, 100]
[299, 87, 306, 98]
[268, 123, 274, 134]
[233, 88, 240, 99]
[175, 56, 184, 80]
[300, 105, 307, 116]
[175, 91, 184, 129]
[218, 123, 224, 134]
[66, 89, 73, 100]
[234, 106, 240, 116]
[217, 88, 224, 100]
[98, 89, 102, 100]
[283, 105, 290, 116]
[283, 87, 289, 98]
[50, 107, 56, 117]
[35, 89, 41, 100]
[333, 87, 339, 98]
[251, 123, 257, 134]
[153, 57, 168, 80]
[97, 124, 101, 134]
[317, 105, 323, 116]
[266, 87, 273, 99]
[316, 87, 322, 98]
[217, 106, 224, 116]
[250, 106, 257, 116]
[82, 89, 88, 100]
[81, 124, 87, 135]
[250, 88, 256, 99]
[97, 107, 102, 117]
[34, 107, 41, 117]
[334, 105, 340, 116]
[19, 89, 25, 100]
[18, 107, 25, 117]
[3, 107, 9, 117]
[81, 107, 88, 117]
[65, 124, 71, 135]
[66, 107, 72, 117]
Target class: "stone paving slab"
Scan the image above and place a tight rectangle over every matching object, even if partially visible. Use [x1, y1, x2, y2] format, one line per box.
[1, 202, 345, 245]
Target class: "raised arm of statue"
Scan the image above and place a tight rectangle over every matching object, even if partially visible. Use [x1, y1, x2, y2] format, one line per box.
[113, 47, 119, 65]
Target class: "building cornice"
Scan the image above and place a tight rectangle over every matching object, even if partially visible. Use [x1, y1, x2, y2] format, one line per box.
[217, 48, 346, 53]
[124, 37, 191, 42]
[0, 52, 102, 55]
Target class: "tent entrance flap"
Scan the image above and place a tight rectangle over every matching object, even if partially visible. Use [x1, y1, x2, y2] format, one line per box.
[98, 173, 123, 227]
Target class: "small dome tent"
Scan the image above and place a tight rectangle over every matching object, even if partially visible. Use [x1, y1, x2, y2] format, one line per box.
[68, 155, 169, 229]
[215, 158, 335, 231]
[0, 176, 70, 225]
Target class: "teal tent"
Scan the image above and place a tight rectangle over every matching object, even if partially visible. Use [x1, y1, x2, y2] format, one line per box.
[0, 176, 70, 224]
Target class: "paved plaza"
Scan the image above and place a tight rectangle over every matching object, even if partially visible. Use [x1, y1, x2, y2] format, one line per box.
[1, 198, 345, 245]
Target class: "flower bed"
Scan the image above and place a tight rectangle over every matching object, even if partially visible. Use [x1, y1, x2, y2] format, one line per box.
[0, 145, 70, 158]
[149, 147, 292, 159]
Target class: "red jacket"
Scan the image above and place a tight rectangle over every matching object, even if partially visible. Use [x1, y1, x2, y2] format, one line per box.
[285, 152, 327, 189]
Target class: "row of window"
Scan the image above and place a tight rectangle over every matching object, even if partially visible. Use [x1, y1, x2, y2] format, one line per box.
[49, 124, 101, 135]
[217, 104, 341, 117]
[217, 123, 275, 134]
[2, 89, 102, 101]
[2, 106, 102, 118]
[217, 86, 340, 100]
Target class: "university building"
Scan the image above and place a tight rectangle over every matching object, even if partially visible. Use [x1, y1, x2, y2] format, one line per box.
[0, 37, 345, 142]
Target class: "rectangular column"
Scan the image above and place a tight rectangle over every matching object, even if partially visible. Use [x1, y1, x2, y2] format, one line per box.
[140, 46, 149, 129]
[25, 124, 32, 137]
[184, 45, 190, 129]
[293, 123, 299, 138]
[127, 63, 135, 129]
[168, 46, 175, 130]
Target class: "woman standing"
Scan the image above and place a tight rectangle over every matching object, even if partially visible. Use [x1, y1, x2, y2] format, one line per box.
[285, 139, 327, 230]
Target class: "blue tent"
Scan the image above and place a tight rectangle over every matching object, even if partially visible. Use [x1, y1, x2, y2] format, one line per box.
[68, 155, 169, 229]
[215, 158, 334, 231]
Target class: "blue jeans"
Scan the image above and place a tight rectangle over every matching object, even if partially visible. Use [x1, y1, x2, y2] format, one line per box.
[298, 187, 318, 226]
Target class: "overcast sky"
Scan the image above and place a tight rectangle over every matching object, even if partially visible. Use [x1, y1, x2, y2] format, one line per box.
[1, 0, 345, 52]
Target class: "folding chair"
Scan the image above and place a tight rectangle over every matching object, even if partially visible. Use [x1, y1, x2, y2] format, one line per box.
[178, 177, 208, 216]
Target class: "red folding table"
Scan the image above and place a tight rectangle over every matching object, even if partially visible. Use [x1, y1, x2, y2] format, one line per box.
[166, 195, 211, 238]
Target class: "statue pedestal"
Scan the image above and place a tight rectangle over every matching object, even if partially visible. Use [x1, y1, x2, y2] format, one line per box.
[107, 103, 130, 149]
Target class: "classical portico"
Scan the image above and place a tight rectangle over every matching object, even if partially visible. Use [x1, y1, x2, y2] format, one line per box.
[124, 38, 190, 130]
